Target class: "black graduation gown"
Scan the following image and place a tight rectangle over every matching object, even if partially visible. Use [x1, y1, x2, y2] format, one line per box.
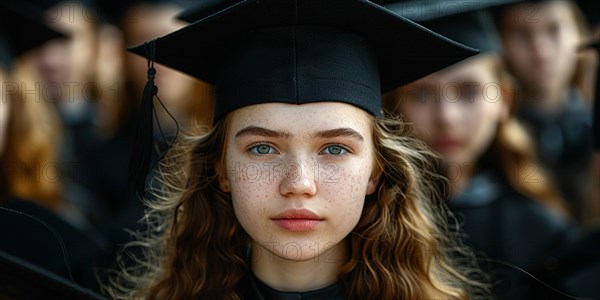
[448, 171, 578, 299]
[517, 89, 593, 222]
[0, 197, 107, 292]
[237, 273, 345, 300]
[527, 223, 600, 299]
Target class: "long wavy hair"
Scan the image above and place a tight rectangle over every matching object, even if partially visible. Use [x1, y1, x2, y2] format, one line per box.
[107, 113, 488, 299]
[382, 54, 569, 218]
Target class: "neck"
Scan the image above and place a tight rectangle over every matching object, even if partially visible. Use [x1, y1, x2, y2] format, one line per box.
[521, 84, 569, 116]
[251, 239, 347, 292]
[446, 162, 476, 197]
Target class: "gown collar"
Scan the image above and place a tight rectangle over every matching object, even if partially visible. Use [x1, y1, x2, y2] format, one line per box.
[250, 274, 345, 300]
[450, 170, 501, 207]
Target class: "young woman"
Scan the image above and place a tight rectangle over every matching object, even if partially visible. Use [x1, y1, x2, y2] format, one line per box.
[493, 0, 595, 224]
[110, 0, 487, 299]
[381, 2, 577, 298]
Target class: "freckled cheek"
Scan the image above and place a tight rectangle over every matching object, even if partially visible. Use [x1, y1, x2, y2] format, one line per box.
[231, 191, 272, 238]
[227, 164, 278, 225]
[229, 176, 276, 211]
[319, 167, 369, 220]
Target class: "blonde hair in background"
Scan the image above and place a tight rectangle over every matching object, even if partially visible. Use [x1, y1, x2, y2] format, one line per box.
[487, 54, 570, 219]
[106, 114, 488, 299]
[569, 0, 597, 105]
[0, 53, 63, 209]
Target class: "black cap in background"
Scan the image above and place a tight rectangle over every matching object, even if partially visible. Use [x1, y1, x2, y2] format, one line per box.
[0, 0, 65, 69]
[379, 0, 521, 53]
[177, 0, 243, 23]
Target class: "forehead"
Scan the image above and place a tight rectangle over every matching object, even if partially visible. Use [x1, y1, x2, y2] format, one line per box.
[229, 102, 373, 136]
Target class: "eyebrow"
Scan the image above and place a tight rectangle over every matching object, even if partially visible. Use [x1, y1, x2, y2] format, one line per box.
[235, 126, 364, 142]
[311, 128, 364, 142]
[235, 126, 293, 139]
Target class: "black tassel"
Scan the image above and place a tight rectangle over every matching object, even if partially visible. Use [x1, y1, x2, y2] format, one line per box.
[128, 40, 158, 197]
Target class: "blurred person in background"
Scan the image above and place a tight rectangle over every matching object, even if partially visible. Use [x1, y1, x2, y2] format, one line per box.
[28, 0, 113, 236]
[0, 1, 106, 293]
[493, 0, 596, 225]
[73, 0, 215, 273]
[526, 7, 600, 297]
[576, 0, 600, 225]
[381, 1, 579, 298]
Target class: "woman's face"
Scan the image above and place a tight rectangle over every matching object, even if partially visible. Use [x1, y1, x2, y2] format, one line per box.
[394, 55, 508, 167]
[37, 4, 97, 96]
[221, 102, 380, 262]
[498, 1, 581, 95]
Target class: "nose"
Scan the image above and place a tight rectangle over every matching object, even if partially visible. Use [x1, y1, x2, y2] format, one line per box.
[435, 96, 462, 126]
[279, 160, 317, 198]
[530, 33, 553, 65]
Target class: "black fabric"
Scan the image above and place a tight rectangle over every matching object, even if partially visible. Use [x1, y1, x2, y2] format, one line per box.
[380, 0, 518, 53]
[0, 0, 64, 68]
[27, 0, 95, 10]
[214, 25, 381, 121]
[0, 198, 107, 293]
[0, 250, 106, 300]
[590, 40, 600, 151]
[128, 0, 478, 122]
[526, 224, 600, 299]
[382, 0, 520, 21]
[237, 273, 345, 300]
[517, 89, 594, 221]
[177, 0, 243, 22]
[448, 171, 578, 299]
[577, 0, 600, 25]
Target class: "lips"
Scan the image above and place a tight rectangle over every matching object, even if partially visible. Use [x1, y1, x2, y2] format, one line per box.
[434, 137, 461, 152]
[271, 209, 323, 232]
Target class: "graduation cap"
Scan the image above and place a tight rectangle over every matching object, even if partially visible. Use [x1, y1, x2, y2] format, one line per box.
[379, 0, 521, 53]
[576, 0, 600, 25]
[126, 0, 479, 195]
[0, 0, 65, 70]
[94, 0, 194, 26]
[177, 0, 243, 22]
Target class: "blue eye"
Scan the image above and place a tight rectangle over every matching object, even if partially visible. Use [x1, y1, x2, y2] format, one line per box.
[321, 145, 348, 156]
[249, 144, 277, 155]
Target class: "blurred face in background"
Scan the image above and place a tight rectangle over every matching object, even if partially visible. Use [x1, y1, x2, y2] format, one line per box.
[122, 4, 206, 123]
[36, 3, 98, 101]
[498, 1, 582, 100]
[388, 55, 509, 168]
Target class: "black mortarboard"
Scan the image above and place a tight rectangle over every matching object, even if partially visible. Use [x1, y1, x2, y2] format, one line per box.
[126, 0, 479, 195]
[177, 0, 243, 22]
[379, 0, 521, 53]
[0, 0, 65, 69]
[0, 250, 107, 299]
[94, 0, 194, 26]
[27, 0, 96, 10]
[576, 0, 599, 25]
